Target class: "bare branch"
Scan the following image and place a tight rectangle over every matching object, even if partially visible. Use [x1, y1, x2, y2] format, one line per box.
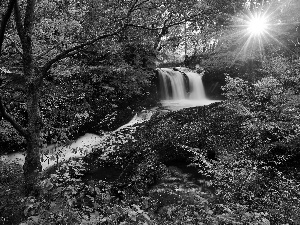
[126, 24, 161, 30]
[0, 96, 28, 137]
[120, 0, 149, 22]
[127, 0, 139, 16]
[0, 0, 16, 52]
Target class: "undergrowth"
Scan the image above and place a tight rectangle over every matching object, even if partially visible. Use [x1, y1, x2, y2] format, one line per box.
[1, 101, 300, 224]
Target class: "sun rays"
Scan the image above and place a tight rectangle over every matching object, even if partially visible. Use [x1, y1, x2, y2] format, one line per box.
[221, 0, 297, 63]
[238, 11, 272, 60]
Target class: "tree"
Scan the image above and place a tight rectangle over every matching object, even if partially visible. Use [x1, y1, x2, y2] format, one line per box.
[0, 0, 135, 196]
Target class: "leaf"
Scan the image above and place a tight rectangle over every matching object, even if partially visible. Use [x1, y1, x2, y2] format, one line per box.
[24, 204, 33, 216]
[143, 198, 149, 209]
[128, 210, 137, 221]
[95, 187, 101, 195]
[42, 179, 54, 191]
[49, 202, 60, 212]
[94, 202, 100, 209]
[54, 187, 64, 195]
[29, 216, 39, 224]
[259, 218, 270, 225]
[207, 210, 213, 215]
[67, 198, 74, 206]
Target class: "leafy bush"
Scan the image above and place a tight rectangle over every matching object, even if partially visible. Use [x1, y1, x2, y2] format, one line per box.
[213, 151, 300, 224]
[0, 120, 26, 154]
[214, 64, 300, 224]
[222, 74, 300, 154]
[75, 64, 158, 133]
[0, 161, 25, 225]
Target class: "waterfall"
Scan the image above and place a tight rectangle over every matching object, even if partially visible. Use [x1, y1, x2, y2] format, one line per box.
[157, 67, 218, 110]
[158, 68, 187, 100]
[186, 70, 206, 100]
[157, 67, 206, 101]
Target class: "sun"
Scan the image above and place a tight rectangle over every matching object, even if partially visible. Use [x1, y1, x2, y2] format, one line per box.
[247, 15, 268, 35]
[224, 0, 294, 62]
[247, 14, 268, 36]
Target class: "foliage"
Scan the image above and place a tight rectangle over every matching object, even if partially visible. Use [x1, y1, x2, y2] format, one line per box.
[213, 151, 300, 224]
[16, 158, 156, 224]
[215, 56, 300, 223]
[0, 120, 25, 154]
[222, 69, 300, 153]
[2, 99, 300, 224]
[0, 161, 25, 225]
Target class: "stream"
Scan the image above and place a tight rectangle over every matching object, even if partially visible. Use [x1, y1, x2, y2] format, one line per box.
[0, 67, 221, 170]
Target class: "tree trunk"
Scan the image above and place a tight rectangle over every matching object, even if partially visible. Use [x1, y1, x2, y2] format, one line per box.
[23, 82, 42, 196]
[12, 0, 43, 195]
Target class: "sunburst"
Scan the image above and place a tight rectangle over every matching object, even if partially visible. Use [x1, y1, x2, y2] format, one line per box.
[224, 1, 288, 62]
[238, 11, 273, 60]
[247, 14, 269, 36]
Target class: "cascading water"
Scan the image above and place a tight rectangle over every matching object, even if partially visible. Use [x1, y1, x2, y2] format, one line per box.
[158, 67, 206, 100]
[157, 67, 217, 110]
[158, 68, 187, 100]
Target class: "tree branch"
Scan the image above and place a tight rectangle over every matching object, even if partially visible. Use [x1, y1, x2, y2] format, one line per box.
[128, 0, 139, 14]
[0, 0, 16, 52]
[134, 0, 150, 11]
[0, 96, 28, 137]
[126, 12, 198, 32]
[41, 28, 124, 74]
[13, 0, 25, 46]
[23, 0, 35, 36]
[126, 24, 162, 30]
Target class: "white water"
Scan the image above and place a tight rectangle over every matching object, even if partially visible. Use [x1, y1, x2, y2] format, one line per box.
[0, 133, 104, 170]
[117, 110, 155, 131]
[187, 71, 206, 100]
[158, 68, 186, 100]
[0, 116, 147, 170]
[158, 67, 219, 110]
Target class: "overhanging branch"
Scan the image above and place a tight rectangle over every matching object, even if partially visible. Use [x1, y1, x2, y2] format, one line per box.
[42, 28, 124, 74]
[126, 11, 202, 33]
